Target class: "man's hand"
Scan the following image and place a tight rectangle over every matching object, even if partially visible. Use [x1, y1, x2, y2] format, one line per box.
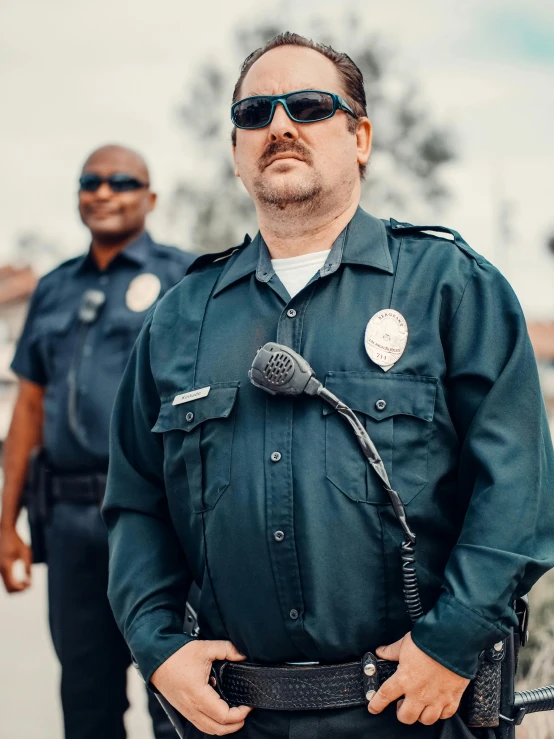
[368, 632, 470, 725]
[151, 639, 252, 736]
[0, 527, 32, 593]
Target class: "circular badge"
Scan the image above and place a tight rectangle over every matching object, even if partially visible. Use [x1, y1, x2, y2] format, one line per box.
[364, 309, 408, 372]
[125, 273, 161, 312]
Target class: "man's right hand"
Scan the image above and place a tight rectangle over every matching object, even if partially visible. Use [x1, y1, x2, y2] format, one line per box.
[151, 639, 252, 736]
[0, 527, 32, 593]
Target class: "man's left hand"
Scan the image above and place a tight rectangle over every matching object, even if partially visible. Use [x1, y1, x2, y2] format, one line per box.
[368, 632, 470, 725]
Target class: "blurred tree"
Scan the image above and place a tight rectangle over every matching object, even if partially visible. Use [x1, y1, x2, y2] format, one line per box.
[170, 15, 456, 253]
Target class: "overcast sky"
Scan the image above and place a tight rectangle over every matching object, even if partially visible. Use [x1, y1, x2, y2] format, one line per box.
[1, 0, 553, 316]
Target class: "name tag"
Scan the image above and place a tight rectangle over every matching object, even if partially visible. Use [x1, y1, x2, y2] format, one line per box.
[173, 386, 211, 406]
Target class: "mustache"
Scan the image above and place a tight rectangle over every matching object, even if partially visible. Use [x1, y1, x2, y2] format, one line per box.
[258, 141, 313, 171]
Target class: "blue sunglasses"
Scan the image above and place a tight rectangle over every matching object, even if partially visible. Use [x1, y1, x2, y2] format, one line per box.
[231, 89, 357, 130]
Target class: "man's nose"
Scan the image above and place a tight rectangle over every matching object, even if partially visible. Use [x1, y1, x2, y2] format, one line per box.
[267, 102, 299, 142]
[95, 182, 113, 199]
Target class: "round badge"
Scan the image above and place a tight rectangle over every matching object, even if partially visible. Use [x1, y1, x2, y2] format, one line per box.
[364, 309, 408, 372]
[125, 273, 161, 312]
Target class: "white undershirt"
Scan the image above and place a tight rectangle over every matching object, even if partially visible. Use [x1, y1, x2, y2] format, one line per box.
[271, 250, 332, 299]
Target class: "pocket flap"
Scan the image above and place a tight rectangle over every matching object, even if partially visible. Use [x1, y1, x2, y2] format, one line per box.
[32, 311, 74, 338]
[322, 371, 437, 422]
[152, 382, 240, 433]
[103, 309, 146, 337]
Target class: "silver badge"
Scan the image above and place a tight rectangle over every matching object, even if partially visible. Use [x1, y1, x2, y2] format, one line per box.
[173, 386, 211, 406]
[364, 309, 408, 372]
[125, 273, 162, 312]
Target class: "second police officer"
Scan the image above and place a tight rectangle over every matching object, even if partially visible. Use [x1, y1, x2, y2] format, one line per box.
[0, 145, 194, 739]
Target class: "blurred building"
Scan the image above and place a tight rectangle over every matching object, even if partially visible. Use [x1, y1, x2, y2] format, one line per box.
[527, 322, 554, 430]
[0, 266, 38, 442]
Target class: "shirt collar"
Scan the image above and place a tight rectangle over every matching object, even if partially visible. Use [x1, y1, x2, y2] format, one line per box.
[213, 207, 393, 297]
[73, 230, 152, 275]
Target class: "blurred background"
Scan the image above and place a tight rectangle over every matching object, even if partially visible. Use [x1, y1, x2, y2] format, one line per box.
[1, 0, 553, 736]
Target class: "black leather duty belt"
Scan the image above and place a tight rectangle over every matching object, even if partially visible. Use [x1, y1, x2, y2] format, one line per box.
[212, 644, 505, 729]
[212, 652, 392, 711]
[51, 473, 107, 504]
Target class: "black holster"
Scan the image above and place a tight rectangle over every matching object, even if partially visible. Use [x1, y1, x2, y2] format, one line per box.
[22, 448, 52, 564]
[448, 597, 529, 732]
[494, 597, 530, 739]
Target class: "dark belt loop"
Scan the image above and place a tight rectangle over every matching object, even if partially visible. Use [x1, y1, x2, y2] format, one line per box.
[362, 652, 380, 704]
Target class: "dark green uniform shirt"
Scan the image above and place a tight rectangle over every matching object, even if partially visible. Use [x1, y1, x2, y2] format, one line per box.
[103, 208, 554, 685]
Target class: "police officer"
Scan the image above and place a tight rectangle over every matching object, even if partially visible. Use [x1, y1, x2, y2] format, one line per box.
[0, 144, 193, 739]
[102, 35, 554, 739]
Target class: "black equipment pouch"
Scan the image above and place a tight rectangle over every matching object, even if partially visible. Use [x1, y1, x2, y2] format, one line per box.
[22, 448, 52, 564]
[462, 641, 506, 727]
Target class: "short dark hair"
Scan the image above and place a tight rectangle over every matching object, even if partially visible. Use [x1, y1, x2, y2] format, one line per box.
[231, 32, 368, 177]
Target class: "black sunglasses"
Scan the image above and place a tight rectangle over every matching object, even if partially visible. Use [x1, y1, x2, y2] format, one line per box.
[79, 173, 149, 193]
[231, 89, 357, 130]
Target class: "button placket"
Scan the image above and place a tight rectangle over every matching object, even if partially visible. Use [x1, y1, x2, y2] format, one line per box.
[265, 394, 307, 649]
[265, 286, 317, 653]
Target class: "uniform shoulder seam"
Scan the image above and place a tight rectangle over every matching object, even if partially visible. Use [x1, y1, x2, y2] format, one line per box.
[446, 260, 478, 334]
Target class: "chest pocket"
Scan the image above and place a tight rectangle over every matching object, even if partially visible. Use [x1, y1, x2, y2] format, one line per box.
[323, 372, 437, 505]
[31, 312, 75, 382]
[103, 309, 148, 357]
[152, 382, 239, 512]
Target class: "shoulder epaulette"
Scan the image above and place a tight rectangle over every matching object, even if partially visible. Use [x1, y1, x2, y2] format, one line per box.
[186, 234, 252, 275]
[389, 218, 479, 261]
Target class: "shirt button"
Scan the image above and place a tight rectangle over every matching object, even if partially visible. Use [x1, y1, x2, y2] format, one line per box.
[271, 451, 282, 462]
[375, 399, 387, 411]
[83, 345, 92, 357]
[289, 609, 299, 620]
[286, 308, 297, 318]
[99, 275, 109, 286]
[186, 412, 194, 423]
[273, 530, 285, 542]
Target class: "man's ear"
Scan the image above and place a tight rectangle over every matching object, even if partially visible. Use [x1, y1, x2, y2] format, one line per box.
[232, 144, 240, 178]
[147, 191, 158, 213]
[356, 118, 372, 167]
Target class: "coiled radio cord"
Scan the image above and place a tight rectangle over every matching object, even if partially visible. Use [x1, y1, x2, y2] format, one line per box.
[317, 386, 424, 623]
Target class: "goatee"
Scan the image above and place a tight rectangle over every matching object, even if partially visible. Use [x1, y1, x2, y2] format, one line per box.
[253, 178, 323, 210]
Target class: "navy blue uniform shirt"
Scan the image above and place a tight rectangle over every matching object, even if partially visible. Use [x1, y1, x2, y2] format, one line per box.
[103, 209, 554, 684]
[12, 231, 193, 472]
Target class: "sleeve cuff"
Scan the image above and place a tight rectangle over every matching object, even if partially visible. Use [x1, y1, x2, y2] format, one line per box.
[126, 611, 196, 684]
[10, 359, 45, 387]
[410, 593, 511, 679]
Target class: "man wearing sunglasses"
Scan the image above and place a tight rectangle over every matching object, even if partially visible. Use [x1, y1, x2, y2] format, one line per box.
[103, 33, 554, 739]
[0, 144, 194, 739]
